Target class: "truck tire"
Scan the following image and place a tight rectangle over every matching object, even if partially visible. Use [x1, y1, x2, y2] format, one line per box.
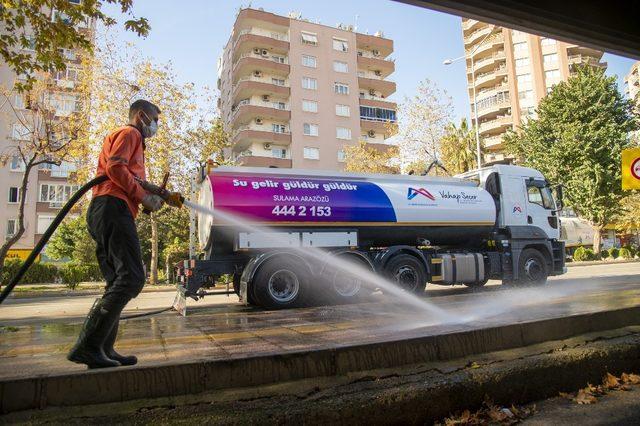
[384, 254, 427, 295]
[325, 253, 372, 304]
[516, 248, 548, 286]
[252, 256, 310, 309]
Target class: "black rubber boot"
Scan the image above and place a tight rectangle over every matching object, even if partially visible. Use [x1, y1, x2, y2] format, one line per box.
[67, 299, 121, 369]
[103, 318, 137, 366]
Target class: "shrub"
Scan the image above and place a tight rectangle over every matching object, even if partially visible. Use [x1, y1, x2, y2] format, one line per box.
[619, 248, 632, 259]
[585, 248, 597, 261]
[608, 247, 619, 259]
[573, 247, 589, 262]
[0, 260, 59, 285]
[58, 263, 103, 289]
[600, 249, 610, 259]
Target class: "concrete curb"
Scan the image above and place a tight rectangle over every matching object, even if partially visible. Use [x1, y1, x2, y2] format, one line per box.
[1, 305, 639, 414]
[566, 259, 640, 268]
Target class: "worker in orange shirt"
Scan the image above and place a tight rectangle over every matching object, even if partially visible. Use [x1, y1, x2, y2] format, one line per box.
[68, 99, 179, 369]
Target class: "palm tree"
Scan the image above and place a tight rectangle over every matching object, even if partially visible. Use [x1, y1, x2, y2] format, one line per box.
[438, 118, 480, 175]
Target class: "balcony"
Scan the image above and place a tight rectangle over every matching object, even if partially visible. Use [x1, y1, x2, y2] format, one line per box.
[465, 25, 493, 45]
[483, 135, 503, 150]
[475, 92, 511, 118]
[232, 77, 290, 103]
[359, 97, 397, 110]
[356, 32, 393, 58]
[360, 119, 396, 136]
[232, 53, 290, 82]
[357, 55, 395, 78]
[473, 65, 508, 89]
[466, 34, 504, 58]
[233, 30, 289, 59]
[233, 8, 289, 35]
[468, 51, 505, 74]
[358, 76, 396, 98]
[479, 115, 513, 134]
[237, 155, 292, 168]
[462, 18, 481, 32]
[232, 127, 292, 151]
[230, 100, 291, 125]
[568, 54, 607, 70]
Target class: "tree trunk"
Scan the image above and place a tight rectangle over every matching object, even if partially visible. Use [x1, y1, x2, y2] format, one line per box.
[150, 215, 158, 285]
[0, 163, 33, 275]
[593, 225, 604, 254]
[165, 253, 171, 284]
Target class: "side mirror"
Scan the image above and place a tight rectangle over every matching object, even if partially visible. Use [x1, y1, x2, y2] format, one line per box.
[554, 185, 564, 211]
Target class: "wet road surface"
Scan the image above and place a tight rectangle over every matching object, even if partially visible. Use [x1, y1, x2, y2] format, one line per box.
[0, 262, 639, 381]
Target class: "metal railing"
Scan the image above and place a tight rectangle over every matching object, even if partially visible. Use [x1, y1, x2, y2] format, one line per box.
[236, 28, 289, 42]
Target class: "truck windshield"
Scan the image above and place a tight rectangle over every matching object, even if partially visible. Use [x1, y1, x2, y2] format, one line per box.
[527, 183, 555, 209]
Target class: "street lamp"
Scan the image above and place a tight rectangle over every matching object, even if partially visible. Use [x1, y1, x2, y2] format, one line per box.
[444, 27, 495, 169]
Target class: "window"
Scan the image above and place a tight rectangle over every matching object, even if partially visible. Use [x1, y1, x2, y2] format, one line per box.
[336, 127, 352, 140]
[302, 100, 318, 112]
[12, 123, 30, 140]
[301, 32, 318, 46]
[37, 215, 56, 234]
[513, 41, 527, 52]
[543, 53, 558, 64]
[302, 54, 317, 68]
[335, 104, 350, 117]
[39, 184, 79, 203]
[8, 187, 20, 204]
[271, 78, 285, 86]
[47, 93, 78, 114]
[527, 183, 554, 209]
[334, 83, 349, 95]
[6, 219, 17, 238]
[540, 37, 556, 46]
[271, 55, 286, 64]
[55, 67, 78, 81]
[273, 101, 286, 110]
[272, 147, 287, 159]
[518, 90, 533, 100]
[516, 73, 532, 85]
[10, 155, 24, 171]
[333, 61, 348, 73]
[359, 106, 397, 122]
[337, 150, 346, 162]
[545, 69, 560, 80]
[332, 38, 348, 52]
[14, 94, 25, 109]
[303, 147, 320, 160]
[302, 77, 317, 90]
[272, 124, 286, 133]
[303, 123, 319, 136]
[515, 57, 530, 67]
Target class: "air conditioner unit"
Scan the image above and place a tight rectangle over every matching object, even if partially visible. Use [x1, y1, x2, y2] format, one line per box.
[261, 49, 269, 56]
[369, 89, 376, 95]
[372, 49, 380, 57]
[374, 70, 382, 76]
[263, 143, 272, 150]
[253, 70, 263, 77]
[262, 95, 270, 101]
[255, 118, 263, 125]
[368, 130, 376, 138]
[253, 48, 261, 54]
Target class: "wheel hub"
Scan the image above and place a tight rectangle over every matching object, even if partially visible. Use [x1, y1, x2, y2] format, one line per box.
[267, 269, 299, 303]
[524, 258, 544, 281]
[395, 267, 418, 291]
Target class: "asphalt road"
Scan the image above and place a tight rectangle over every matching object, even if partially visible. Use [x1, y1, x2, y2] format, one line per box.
[0, 262, 638, 326]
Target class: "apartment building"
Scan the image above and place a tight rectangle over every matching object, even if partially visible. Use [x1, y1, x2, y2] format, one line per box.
[217, 8, 397, 170]
[0, 7, 92, 259]
[461, 19, 606, 164]
[625, 61, 640, 102]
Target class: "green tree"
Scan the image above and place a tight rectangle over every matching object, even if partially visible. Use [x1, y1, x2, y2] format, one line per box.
[504, 67, 639, 252]
[0, 0, 149, 91]
[46, 215, 95, 263]
[438, 118, 480, 175]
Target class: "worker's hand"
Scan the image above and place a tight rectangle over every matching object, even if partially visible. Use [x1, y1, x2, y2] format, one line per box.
[165, 192, 183, 208]
[141, 194, 164, 212]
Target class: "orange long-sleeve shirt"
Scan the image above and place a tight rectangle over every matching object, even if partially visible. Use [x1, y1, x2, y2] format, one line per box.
[92, 126, 147, 217]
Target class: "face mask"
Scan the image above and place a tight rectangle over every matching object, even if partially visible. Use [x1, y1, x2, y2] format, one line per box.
[141, 111, 158, 138]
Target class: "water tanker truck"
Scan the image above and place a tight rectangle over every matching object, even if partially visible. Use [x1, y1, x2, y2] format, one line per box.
[175, 163, 566, 309]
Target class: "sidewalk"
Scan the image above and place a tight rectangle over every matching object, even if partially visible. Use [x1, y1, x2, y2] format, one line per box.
[567, 258, 640, 268]
[5, 282, 178, 299]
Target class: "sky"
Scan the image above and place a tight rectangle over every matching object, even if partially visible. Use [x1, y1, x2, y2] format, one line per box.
[103, 0, 637, 122]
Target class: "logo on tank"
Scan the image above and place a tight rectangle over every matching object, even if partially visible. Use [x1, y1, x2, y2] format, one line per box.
[407, 187, 436, 200]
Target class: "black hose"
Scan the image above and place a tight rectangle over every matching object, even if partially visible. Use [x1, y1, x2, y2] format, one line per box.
[0, 175, 109, 304]
[121, 306, 174, 320]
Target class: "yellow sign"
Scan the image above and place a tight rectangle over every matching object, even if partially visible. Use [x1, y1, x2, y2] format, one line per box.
[6, 249, 39, 262]
[622, 147, 640, 190]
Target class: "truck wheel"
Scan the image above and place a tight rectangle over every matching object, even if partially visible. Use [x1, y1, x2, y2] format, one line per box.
[326, 254, 372, 304]
[517, 248, 548, 286]
[384, 254, 427, 295]
[253, 256, 310, 309]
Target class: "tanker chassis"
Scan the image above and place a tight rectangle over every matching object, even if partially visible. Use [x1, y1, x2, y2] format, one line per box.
[176, 164, 566, 309]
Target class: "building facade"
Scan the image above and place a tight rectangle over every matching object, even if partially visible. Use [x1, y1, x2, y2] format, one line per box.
[0, 8, 92, 257]
[625, 61, 640, 102]
[218, 8, 397, 170]
[461, 19, 606, 164]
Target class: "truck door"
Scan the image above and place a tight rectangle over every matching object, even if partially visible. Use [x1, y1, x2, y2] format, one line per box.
[499, 176, 528, 227]
[524, 179, 559, 239]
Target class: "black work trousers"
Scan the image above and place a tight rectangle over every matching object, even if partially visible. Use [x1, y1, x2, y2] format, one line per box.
[87, 195, 145, 307]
